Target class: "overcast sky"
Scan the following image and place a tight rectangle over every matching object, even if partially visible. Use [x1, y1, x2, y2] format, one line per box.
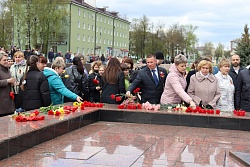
[95, 0, 250, 49]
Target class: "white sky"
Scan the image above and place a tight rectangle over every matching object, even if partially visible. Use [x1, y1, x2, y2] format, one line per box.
[96, 0, 250, 49]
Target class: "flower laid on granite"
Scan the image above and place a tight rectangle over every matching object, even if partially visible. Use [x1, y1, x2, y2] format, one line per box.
[117, 96, 142, 109]
[233, 109, 246, 116]
[183, 106, 221, 115]
[12, 110, 45, 122]
[142, 101, 160, 111]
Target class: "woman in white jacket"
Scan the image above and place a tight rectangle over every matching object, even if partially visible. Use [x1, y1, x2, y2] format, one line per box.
[215, 58, 234, 112]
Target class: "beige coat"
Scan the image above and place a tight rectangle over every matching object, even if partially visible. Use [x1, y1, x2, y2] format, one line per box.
[187, 72, 221, 108]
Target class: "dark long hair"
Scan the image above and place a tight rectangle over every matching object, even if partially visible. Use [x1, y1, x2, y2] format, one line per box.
[20, 55, 39, 90]
[102, 57, 122, 84]
[73, 56, 84, 75]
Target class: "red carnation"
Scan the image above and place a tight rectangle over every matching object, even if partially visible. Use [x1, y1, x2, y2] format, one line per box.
[93, 79, 100, 85]
[133, 87, 140, 94]
[111, 94, 115, 99]
[115, 96, 122, 101]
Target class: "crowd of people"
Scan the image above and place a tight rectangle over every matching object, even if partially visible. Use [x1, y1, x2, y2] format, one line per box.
[0, 47, 249, 117]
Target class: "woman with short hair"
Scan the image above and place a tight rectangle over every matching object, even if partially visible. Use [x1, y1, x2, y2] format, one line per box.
[43, 58, 83, 105]
[0, 51, 15, 116]
[160, 54, 196, 108]
[10, 51, 27, 109]
[188, 60, 221, 109]
[215, 58, 234, 112]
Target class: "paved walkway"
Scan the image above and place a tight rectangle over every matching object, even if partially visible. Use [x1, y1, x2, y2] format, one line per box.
[0, 121, 248, 167]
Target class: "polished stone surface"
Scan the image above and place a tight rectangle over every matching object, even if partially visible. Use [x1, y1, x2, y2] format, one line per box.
[0, 121, 249, 167]
[229, 152, 250, 166]
[1, 103, 250, 165]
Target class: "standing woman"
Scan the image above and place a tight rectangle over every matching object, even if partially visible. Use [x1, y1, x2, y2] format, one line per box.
[188, 60, 221, 109]
[215, 58, 234, 112]
[101, 57, 126, 104]
[63, 57, 89, 102]
[160, 54, 196, 108]
[10, 51, 27, 109]
[88, 62, 103, 102]
[19, 55, 51, 111]
[0, 51, 16, 116]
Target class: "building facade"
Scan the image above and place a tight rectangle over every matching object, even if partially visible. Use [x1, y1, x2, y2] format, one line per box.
[52, 0, 130, 57]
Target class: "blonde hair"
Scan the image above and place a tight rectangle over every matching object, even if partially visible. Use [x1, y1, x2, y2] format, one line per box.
[197, 60, 213, 73]
[174, 54, 187, 65]
[91, 61, 102, 71]
[51, 58, 65, 69]
[218, 58, 231, 68]
[14, 51, 24, 58]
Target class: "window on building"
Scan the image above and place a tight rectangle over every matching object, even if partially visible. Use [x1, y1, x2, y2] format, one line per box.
[83, 23, 85, 29]
[77, 47, 79, 53]
[100, 27, 102, 33]
[107, 29, 109, 35]
[100, 16, 102, 22]
[108, 19, 110, 24]
[88, 13, 90, 19]
[107, 39, 109, 45]
[100, 38, 102, 44]
[92, 36, 94, 43]
[78, 21, 80, 28]
[92, 14, 94, 20]
[88, 36, 90, 42]
[96, 37, 98, 43]
[83, 11, 85, 17]
[87, 48, 90, 54]
[104, 18, 106, 23]
[88, 24, 90, 30]
[117, 32, 118, 36]
[96, 27, 98, 32]
[83, 35, 85, 41]
[125, 43, 126, 47]
[104, 38, 105, 44]
[96, 16, 98, 21]
[120, 32, 121, 37]
[78, 9, 81, 16]
[92, 25, 94, 31]
[104, 28, 106, 34]
[110, 40, 112, 45]
[82, 48, 84, 55]
[77, 34, 80, 40]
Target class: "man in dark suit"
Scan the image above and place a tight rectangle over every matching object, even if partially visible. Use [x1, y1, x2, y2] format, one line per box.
[126, 54, 167, 104]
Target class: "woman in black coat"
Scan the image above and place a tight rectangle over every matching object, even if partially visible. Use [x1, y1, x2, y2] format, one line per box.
[88, 71, 102, 102]
[101, 58, 125, 104]
[19, 55, 51, 111]
[63, 57, 89, 102]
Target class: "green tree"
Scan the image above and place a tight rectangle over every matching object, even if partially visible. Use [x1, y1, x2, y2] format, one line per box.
[130, 15, 150, 58]
[235, 24, 250, 67]
[203, 42, 214, 57]
[214, 42, 224, 62]
[0, 1, 13, 48]
[3, 0, 69, 54]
